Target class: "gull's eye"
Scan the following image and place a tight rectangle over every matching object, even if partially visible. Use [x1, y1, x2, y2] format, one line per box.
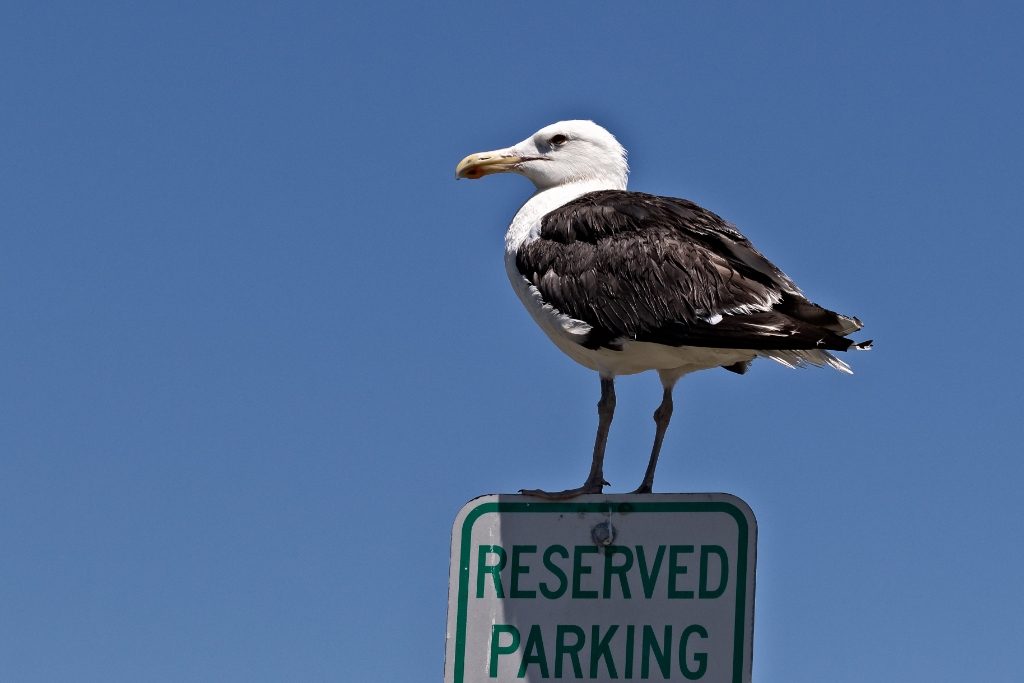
[549, 134, 568, 145]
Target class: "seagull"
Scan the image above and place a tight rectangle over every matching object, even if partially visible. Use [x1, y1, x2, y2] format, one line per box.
[456, 120, 870, 499]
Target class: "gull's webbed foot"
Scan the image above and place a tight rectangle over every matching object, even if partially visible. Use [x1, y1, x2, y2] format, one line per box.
[520, 477, 609, 500]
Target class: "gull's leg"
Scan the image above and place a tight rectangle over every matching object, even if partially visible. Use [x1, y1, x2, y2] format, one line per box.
[584, 377, 616, 489]
[521, 377, 615, 500]
[634, 370, 684, 494]
[633, 386, 673, 494]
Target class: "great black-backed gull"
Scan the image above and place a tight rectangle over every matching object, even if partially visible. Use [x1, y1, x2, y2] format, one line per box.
[456, 120, 870, 499]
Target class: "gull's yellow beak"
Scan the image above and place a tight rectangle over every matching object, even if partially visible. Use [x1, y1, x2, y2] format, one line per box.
[455, 149, 523, 179]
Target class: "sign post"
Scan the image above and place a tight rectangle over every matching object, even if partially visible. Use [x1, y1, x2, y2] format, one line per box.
[444, 494, 756, 682]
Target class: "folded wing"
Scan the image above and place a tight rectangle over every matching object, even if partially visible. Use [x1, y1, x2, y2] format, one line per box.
[515, 190, 865, 352]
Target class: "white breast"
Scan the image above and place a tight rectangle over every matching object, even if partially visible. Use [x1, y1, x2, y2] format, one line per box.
[503, 182, 607, 355]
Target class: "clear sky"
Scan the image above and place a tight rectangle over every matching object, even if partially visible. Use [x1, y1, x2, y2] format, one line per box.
[1, 2, 1022, 681]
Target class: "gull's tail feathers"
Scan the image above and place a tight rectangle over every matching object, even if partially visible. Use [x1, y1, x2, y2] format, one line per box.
[757, 349, 854, 375]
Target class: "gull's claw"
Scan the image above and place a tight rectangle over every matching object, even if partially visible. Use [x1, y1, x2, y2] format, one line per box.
[520, 478, 608, 500]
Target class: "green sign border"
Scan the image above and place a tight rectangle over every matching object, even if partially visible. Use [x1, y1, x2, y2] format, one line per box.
[453, 501, 750, 682]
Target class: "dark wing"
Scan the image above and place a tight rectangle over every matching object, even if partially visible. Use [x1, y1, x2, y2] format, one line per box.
[515, 190, 865, 351]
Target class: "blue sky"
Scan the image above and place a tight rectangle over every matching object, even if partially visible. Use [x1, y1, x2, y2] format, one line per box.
[1, 2, 1022, 681]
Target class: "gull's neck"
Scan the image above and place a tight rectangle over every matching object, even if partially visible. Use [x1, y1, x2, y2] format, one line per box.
[505, 178, 624, 253]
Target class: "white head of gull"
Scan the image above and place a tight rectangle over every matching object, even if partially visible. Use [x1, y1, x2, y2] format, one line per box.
[457, 120, 628, 190]
[457, 120, 871, 499]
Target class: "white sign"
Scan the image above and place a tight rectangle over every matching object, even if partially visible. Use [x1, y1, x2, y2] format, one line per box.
[444, 494, 756, 683]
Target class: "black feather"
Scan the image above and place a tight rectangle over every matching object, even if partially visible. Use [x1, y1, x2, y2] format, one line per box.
[515, 190, 866, 352]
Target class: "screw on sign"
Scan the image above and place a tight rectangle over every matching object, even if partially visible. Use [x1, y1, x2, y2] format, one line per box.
[444, 494, 756, 682]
